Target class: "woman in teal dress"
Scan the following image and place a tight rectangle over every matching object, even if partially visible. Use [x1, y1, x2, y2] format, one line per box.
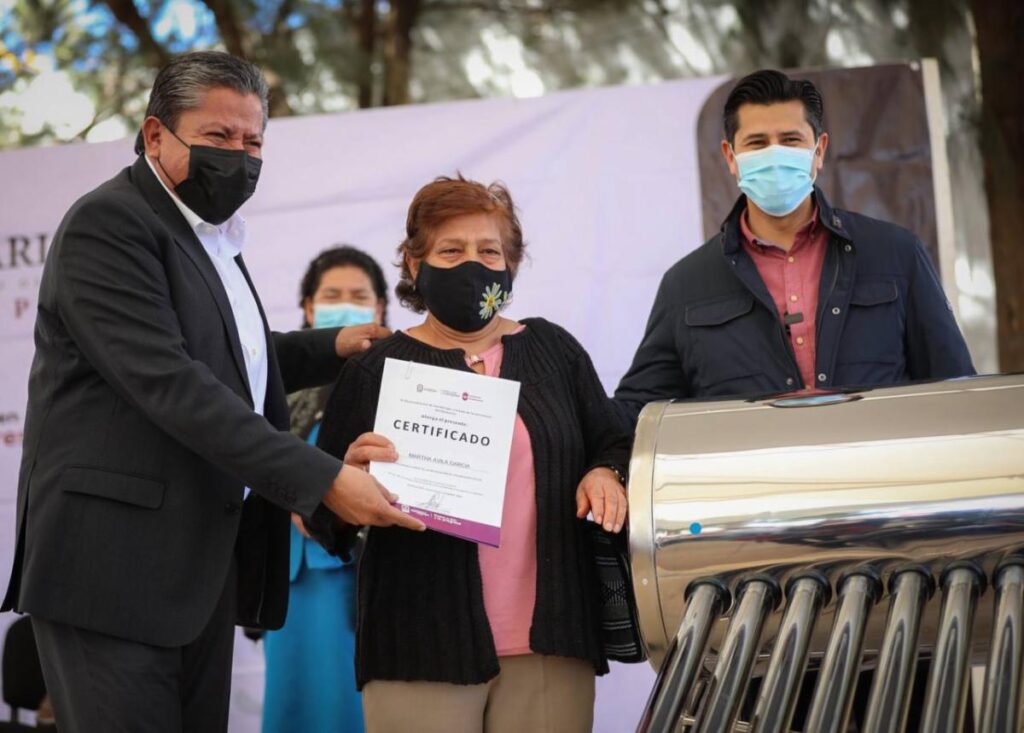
[262, 245, 389, 733]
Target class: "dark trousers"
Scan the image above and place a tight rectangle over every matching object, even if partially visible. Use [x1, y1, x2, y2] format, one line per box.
[31, 562, 237, 733]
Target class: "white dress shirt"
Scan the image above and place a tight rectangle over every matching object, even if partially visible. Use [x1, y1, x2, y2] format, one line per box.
[146, 156, 267, 498]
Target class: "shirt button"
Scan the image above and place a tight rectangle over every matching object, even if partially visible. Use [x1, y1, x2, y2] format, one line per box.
[787, 256, 795, 263]
[818, 373, 827, 382]
[844, 244, 853, 253]
[786, 377, 795, 387]
[250, 347, 258, 357]
[796, 336, 805, 345]
[790, 294, 799, 302]
[832, 306, 841, 315]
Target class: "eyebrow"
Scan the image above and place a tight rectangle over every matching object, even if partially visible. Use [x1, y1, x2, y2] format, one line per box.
[435, 237, 502, 247]
[740, 129, 808, 144]
[198, 123, 262, 141]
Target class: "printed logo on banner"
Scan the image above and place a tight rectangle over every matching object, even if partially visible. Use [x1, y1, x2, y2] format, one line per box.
[0, 233, 49, 338]
[0, 410, 23, 449]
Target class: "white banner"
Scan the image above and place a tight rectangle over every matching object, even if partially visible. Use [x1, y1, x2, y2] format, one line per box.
[0, 75, 726, 730]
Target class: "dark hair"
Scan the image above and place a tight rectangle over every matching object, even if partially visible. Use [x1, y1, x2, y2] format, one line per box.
[723, 69, 824, 145]
[299, 245, 390, 327]
[134, 51, 269, 154]
[396, 175, 525, 313]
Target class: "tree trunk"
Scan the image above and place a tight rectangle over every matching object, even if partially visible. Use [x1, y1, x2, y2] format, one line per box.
[201, 0, 250, 59]
[356, 0, 378, 108]
[971, 0, 1024, 371]
[383, 0, 421, 106]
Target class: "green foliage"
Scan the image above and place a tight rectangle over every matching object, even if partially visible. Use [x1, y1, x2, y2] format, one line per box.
[0, 0, 977, 149]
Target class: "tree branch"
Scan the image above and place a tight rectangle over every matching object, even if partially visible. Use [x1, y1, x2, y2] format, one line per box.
[270, 0, 298, 39]
[423, 0, 574, 15]
[198, 0, 250, 59]
[100, 0, 170, 68]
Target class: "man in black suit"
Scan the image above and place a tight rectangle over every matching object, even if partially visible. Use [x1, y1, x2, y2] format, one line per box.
[1, 51, 422, 732]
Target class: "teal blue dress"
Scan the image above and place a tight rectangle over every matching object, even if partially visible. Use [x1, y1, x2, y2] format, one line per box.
[262, 422, 363, 733]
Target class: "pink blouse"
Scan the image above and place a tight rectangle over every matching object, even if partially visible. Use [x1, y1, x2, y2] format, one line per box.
[471, 326, 537, 657]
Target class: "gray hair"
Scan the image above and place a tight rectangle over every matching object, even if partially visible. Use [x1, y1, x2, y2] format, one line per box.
[134, 51, 269, 154]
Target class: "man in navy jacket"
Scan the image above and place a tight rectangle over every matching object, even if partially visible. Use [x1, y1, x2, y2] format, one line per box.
[614, 68, 974, 728]
[615, 69, 974, 424]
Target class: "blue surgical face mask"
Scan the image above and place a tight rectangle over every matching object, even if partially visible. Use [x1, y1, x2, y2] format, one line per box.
[733, 143, 817, 217]
[312, 302, 376, 329]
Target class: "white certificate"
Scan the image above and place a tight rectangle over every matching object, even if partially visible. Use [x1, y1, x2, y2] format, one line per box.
[370, 357, 521, 546]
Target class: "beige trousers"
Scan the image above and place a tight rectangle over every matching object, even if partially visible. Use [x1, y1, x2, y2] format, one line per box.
[362, 654, 596, 733]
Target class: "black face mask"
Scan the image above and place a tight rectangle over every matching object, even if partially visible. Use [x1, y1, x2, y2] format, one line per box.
[158, 126, 262, 225]
[416, 260, 513, 333]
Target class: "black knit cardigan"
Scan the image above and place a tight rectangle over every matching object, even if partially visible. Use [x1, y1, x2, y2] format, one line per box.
[314, 317, 632, 687]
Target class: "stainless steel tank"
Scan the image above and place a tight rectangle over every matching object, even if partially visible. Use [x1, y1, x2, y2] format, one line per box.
[628, 374, 1024, 732]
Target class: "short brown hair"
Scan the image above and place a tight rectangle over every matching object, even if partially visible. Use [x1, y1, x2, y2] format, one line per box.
[396, 175, 526, 312]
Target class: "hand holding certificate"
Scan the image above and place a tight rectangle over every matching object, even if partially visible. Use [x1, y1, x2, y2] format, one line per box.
[369, 357, 521, 546]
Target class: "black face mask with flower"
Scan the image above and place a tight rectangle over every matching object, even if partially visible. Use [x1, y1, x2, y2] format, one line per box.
[415, 260, 512, 333]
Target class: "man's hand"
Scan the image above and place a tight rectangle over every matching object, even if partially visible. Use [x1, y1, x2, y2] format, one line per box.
[345, 432, 397, 470]
[323, 464, 425, 531]
[335, 324, 391, 358]
[576, 467, 628, 533]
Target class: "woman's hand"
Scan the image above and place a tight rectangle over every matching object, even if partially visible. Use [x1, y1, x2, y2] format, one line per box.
[335, 323, 392, 358]
[345, 432, 398, 471]
[576, 467, 627, 533]
[291, 512, 311, 538]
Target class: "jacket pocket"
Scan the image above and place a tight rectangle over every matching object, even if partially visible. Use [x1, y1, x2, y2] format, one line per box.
[60, 465, 165, 509]
[685, 294, 755, 327]
[684, 294, 776, 396]
[850, 280, 898, 307]
[837, 278, 904, 371]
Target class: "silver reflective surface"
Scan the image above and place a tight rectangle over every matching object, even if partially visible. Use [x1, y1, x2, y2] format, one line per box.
[693, 580, 776, 732]
[628, 374, 1024, 676]
[638, 582, 725, 732]
[862, 570, 929, 733]
[921, 566, 981, 732]
[979, 564, 1024, 732]
[805, 573, 877, 733]
[750, 576, 826, 732]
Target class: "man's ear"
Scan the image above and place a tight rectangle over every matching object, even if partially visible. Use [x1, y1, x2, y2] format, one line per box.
[141, 116, 164, 158]
[813, 132, 830, 176]
[721, 139, 739, 179]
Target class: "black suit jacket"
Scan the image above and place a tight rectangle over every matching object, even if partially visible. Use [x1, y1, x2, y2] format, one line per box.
[2, 156, 345, 647]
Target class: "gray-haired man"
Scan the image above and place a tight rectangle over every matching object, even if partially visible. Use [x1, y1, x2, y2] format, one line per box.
[2, 51, 422, 731]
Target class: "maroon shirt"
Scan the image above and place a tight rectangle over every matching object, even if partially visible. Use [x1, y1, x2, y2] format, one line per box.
[740, 208, 829, 391]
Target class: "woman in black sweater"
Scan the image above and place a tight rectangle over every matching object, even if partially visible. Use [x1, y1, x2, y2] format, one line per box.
[314, 176, 631, 733]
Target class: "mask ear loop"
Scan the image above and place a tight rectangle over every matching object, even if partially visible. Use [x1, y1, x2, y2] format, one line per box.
[810, 136, 821, 181]
[154, 121, 190, 188]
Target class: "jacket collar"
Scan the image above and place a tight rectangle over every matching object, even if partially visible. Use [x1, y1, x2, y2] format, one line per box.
[720, 186, 850, 255]
[132, 154, 197, 244]
[129, 154, 255, 403]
